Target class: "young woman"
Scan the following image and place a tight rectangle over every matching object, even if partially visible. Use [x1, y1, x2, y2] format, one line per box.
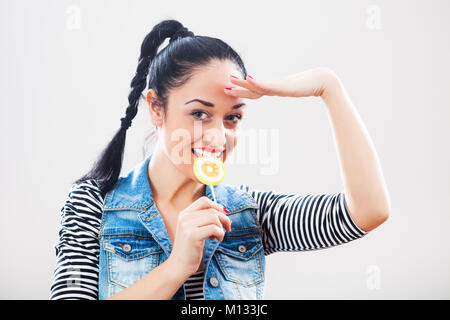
[50, 19, 390, 300]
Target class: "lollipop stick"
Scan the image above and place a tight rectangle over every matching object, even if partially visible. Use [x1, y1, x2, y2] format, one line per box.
[209, 184, 217, 203]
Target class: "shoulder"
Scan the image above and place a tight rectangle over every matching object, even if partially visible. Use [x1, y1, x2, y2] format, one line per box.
[67, 179, 105, 202]
[236, 183, 258, 194]
[236, 183, 270, 201]
[236, 183, 281, 195]
[236, 183, 287, 201]
[62, 178, 105, 221]
[233, 183, 280, 207]
[68, 178, 104, 196]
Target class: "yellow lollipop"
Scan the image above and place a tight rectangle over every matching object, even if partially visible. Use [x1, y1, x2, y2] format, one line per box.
[193, 153, 226, 239]
[193, 154, 225, 186]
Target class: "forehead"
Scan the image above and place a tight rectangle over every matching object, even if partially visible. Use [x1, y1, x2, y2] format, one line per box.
[169, 60, 245, 106]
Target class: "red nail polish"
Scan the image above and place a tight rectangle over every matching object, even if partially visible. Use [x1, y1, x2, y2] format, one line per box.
[223, 207, 229, 213]
[247, 75, 254, 79]
[225, 87, 233, 90]
[230, 75, 238, 79]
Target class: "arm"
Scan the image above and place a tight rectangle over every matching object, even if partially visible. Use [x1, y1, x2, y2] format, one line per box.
[50, 180, 103, 299]
[106, 257, 189, 300]
[240, 185, 368, 255]
[321, 70, 391, 232]
[228, 67, 391, 233]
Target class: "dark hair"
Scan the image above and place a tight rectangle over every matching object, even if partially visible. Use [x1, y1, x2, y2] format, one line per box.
[74, 19, 248, 195]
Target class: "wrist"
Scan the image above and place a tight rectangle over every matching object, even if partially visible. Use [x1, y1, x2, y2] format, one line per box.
[164, 256, 190, 284]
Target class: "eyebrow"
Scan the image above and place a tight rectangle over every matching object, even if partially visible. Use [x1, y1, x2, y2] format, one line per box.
[185, 99, 246, 109]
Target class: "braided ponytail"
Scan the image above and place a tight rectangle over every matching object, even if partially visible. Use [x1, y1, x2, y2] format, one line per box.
[74, 20, 191, 194]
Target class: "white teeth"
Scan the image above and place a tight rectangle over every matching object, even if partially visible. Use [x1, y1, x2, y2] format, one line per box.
[193, 148, 223, 159]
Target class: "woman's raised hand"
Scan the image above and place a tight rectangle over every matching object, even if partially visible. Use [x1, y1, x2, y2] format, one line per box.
[225, 67, 338, 99]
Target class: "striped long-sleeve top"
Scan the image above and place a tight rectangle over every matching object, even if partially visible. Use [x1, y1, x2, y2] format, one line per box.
[50, 179, 369, 300]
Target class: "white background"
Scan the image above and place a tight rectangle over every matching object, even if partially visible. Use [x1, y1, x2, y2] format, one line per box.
[1, 0, 449, 299]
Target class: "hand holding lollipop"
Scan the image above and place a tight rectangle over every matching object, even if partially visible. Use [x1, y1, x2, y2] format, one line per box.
[193, 150, 228, 240]
[168, 152, 231, 276]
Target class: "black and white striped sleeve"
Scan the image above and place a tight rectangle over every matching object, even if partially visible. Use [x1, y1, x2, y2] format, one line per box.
[239, 184, 369, 255]
[50, 179, 105, 300]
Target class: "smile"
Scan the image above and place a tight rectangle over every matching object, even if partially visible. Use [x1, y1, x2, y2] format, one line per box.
[192, 148, 223, 160]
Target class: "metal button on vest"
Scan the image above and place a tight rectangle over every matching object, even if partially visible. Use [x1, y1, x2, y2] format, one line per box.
[209, 276, 219, 288]
[238, 244, 247, 253]
[122, 244, 132, 252]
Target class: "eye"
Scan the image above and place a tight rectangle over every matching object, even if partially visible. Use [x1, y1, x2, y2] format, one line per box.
[190, 110, 243, 123]
[226, 114, 243, 123]
[190, 110, 209, 120]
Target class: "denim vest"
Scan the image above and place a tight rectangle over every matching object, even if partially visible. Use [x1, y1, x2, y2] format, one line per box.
[98, 153, 266, 299]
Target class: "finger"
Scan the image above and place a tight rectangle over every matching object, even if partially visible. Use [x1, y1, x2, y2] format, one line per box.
[224, 87, 262, 99]
[196, 225, 225, 242]
[233, 75, 279, 96]
[230, 75, 267, 94]
[205, 208, 232, 232]
[211, 209, 232, 232]
[187, 209, 232, 232]
[185, 208, 231, 232]
[188, 212, 223, 229]
[229, 75, 256, 88]
[184, 196, 227, 214]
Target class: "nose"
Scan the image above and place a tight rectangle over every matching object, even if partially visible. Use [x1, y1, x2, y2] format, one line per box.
[203, 120, 227, 150]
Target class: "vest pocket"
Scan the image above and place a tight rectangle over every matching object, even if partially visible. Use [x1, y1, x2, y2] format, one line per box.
[214, 232, 264, 287]
[103, 231, 163, 288]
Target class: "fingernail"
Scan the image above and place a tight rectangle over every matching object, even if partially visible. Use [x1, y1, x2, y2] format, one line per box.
[225, 87, 233, 90]
[223, 207, 229, 213]
[247, 75, 254, 79]
[230, 75, 238, 79]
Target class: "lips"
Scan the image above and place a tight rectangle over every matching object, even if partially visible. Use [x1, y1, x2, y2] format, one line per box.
[200, 146, 224, 153]
[192, 148, 224, 159]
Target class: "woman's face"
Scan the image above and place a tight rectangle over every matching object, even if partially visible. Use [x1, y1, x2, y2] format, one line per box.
[148, 59, 247, 183]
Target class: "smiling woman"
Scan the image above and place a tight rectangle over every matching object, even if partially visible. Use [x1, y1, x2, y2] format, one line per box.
[51, 17, 382, 301]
